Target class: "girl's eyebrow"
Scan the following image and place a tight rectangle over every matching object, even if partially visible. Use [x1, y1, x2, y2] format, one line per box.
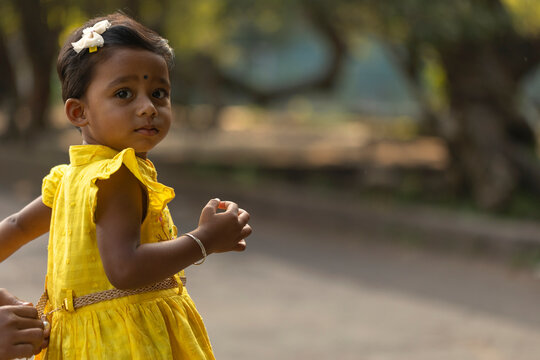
[106, 75, 170, 89]
[107, 75, 138, 89]
[155, 77, 171, 87]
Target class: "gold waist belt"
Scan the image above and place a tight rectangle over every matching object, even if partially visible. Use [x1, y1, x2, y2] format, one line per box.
[36, 276, 185, 319]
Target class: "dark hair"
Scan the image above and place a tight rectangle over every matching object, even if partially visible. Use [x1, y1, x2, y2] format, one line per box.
[57, 12, 174, 102]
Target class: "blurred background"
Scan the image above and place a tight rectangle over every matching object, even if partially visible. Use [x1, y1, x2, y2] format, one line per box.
[1, 0, 540, 359]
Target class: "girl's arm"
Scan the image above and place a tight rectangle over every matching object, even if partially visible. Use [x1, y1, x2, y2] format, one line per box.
[95, 165, 251, 289]
[0, 197, 52, 262]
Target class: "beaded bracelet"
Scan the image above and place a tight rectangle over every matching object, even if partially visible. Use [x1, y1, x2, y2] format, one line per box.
[184, 233, 207, 265]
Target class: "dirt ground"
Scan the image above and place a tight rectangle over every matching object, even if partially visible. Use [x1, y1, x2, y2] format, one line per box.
[1, 131, 540, 359]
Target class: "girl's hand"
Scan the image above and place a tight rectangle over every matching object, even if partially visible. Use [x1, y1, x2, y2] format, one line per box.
[194, 198, 252, 254]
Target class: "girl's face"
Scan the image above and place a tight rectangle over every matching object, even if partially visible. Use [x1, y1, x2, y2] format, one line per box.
[79, 47, 172, 158]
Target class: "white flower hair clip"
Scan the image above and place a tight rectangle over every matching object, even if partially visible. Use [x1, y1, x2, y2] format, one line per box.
[71, 20, 112, 54]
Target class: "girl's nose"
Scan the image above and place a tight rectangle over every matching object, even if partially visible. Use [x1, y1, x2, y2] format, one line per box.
[137, 96, 157, 119]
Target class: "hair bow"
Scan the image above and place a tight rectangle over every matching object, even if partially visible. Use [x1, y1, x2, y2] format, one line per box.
[71, 20, 111, 54]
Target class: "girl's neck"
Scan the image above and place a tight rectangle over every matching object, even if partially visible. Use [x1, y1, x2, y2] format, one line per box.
[80, 140, 149, 159]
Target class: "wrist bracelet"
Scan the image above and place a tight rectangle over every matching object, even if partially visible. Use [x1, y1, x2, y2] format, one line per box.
[184, 233, 207, 265]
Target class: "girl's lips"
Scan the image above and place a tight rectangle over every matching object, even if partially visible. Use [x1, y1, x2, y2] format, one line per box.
[135, 127, 159, 136]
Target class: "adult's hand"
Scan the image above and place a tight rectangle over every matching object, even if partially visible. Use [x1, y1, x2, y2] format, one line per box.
[0, 289, 46, 360]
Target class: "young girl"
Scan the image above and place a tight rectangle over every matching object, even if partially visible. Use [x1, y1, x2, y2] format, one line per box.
[0, 12, 252, 359]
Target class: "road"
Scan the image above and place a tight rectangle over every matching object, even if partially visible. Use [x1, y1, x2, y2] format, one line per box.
[0, 150, 540, 359]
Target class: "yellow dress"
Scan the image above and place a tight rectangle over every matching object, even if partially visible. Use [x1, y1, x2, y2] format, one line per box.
[38, 145, 215, 359]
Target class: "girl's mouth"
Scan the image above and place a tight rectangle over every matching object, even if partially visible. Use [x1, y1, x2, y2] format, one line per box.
[135, 127, 159, 136]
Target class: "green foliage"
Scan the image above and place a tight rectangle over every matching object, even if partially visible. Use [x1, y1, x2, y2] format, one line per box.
[165, 0, 228, 54]
[503, 0, 540, 34]
[0, 1, 20, 35]
[336, 0, 516, 43]
[55, 7, 88, 45]
[328, 0, 540, 49]
[420, 48, 448, 110]
[163, 0, 305, 68]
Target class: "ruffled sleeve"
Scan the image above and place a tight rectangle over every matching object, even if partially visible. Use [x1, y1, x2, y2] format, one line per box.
[88, 148, 175, 222]
[42, 164, 69, 208]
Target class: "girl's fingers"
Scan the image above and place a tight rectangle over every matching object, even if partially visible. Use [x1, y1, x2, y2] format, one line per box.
[235, 239, 247, 252]
[238, 209, 250, 226]
[212, 200, 251, 252]
[219, 201, 239, 214]
[241, 224, 252, 239]
[204, 198, 221, 213]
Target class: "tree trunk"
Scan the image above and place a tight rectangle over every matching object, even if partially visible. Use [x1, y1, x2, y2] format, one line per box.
[14, 0, 60, 138]
[384, 39, 442, 136]
[27, 55, 55, 136]
[439, 42, 538, 209]
[0, 28, 19, 139]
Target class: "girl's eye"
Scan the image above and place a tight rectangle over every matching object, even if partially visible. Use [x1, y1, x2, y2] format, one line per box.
[153, 89, 168, 99]
[115, 89, 132, 99]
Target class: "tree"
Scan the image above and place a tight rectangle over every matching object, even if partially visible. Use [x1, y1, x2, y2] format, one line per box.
[0, 24, 19, 138]
[162, 0, 347, 128]
[2, 0, 539, 209]
[13, 0, 64, 138]
[193, 0, 540, 209]
[352, 0, 540, 209]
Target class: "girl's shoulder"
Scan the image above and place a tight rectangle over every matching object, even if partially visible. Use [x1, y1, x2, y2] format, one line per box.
[43, 145, 175, 212]
[72, 146, 175, 212]
[42, 164, 69, 207]
[46, 163, 70, 177]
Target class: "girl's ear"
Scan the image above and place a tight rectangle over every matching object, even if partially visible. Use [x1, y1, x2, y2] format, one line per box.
[65, 98, 88, 127]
